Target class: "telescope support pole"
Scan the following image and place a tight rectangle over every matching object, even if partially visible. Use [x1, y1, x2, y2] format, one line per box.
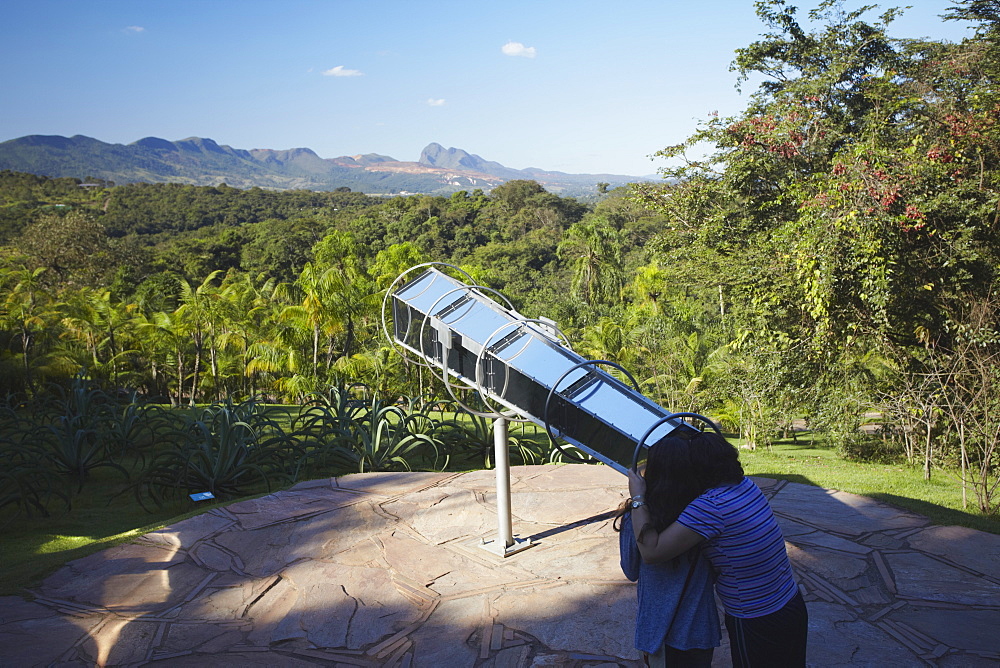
[482, 417, 533, 557]
[494, 417, 514, 549]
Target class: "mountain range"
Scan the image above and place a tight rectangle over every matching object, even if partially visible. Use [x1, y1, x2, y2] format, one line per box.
[0, 135, 650, 196]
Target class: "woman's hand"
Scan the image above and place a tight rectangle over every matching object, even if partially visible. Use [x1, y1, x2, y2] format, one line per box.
[627, 467, 646, 499]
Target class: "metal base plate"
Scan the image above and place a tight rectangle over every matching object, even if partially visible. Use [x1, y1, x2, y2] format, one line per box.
[479, 536, 534, 558]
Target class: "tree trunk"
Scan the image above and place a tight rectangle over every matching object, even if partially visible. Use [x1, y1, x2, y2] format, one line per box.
[960, 423, 968, 510]
[190, 333, 202, 407]
[344, 316, 356, 361]
[209, 329, 219, 402]
[313, 325, 320, 380]
[923, 427, 932, 481]
[19, 326, 33, 393]
[190, 351, 200, 406]
[176, 354, 184, 407]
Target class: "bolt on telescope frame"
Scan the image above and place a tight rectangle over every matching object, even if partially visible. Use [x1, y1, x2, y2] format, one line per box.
[384, 265, 721, 475]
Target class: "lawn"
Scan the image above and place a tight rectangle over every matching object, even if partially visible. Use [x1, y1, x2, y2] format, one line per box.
[0, 465, 240, 597]
[737, 434, 1000, 534]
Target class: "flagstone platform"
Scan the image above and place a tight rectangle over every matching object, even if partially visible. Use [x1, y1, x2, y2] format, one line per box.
[1, 464, 999, 666]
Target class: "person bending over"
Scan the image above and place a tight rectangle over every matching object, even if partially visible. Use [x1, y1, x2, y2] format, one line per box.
[627, 429, 808, 667]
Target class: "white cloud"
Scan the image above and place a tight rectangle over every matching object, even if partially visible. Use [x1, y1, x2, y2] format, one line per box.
[501, 41, 536, 58]
[322, 65, 364, 77]
[124, 26, 145, 33]
[426, 98, 446, 107]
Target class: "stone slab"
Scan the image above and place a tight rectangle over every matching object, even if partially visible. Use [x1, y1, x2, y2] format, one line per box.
[886, 552, 1000, 606]
[494, 582, 640, 660]
[509, 487, 625, 526]
[409, 596, 486, 665]
[890, 608, 1000, 655]
[145, 651, 324, 666]
[142, 511, 235, 549]
[223, 489, 360, 530]
[76, 618, 160, 666]
[334, 470, 459, 496]
[778, 517, 873, 555]
[804, 601, 920, 666]
[3, 463, 998, 667]
[769, 483, 930, 536]
[382, 485, 494, 544]
[40, 553, 211, 614]
[906, 525, 1000, 578]
[212, 501, 392, 576]
[0, 600, 100, 667]
[276, 560, 420, 649]
[379, 528, 529, 595]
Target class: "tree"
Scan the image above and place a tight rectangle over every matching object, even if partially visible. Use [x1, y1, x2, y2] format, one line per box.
[638, 1, 1000, 388]
[176, 271, 225, 404]
[488, 180, 547, 217]
[910, 292, 1000, 513]
[240, 217, 328, 282]
[14, 211, 137, 289]
[57, 287, 139, 388]
[0, 263, 57, 393]
[556, 216, 626, 313]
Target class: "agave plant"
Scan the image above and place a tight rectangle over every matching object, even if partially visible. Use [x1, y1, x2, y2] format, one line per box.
[353, 402, 443, 473]
[431, 397, 554, 469]
[289, 388, 367, 477]
[103, 391, 165, 459]
[0, 435, 71, 525]
[134, 399, 294, 508]
[41, 374, 128, 491]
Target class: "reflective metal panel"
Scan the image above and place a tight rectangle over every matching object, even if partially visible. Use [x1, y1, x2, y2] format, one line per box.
[390, 268, 691, 473]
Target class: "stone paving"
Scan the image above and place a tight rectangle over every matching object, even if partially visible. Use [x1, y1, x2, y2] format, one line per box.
[1, 464, 999, 667]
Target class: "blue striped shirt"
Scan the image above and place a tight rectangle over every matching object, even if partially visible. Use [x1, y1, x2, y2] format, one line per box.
[677, 477, 798, 618]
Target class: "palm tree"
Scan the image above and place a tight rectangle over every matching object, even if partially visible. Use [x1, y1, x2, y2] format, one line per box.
[0, 265, 58, 393]
[214, 274, 278, 398]
[176, 271, 225, 404]
[331, 346, 405, 400]
[57, 287, 139, 387]
[556, 217, 626, 312]
[137, 309, 189, 406]
[630, 263, 668, 316]
[279, 263, 343, 387]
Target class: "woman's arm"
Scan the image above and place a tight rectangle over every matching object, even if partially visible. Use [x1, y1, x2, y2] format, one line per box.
[628, 468, 705, 563]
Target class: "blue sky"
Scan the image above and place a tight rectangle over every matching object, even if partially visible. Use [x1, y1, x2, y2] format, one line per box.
[0, 1, 975, 176]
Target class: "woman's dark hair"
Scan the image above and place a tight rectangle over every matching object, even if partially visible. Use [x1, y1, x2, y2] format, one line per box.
[645, 429, 743, 531]
[614, 428, 744, 535]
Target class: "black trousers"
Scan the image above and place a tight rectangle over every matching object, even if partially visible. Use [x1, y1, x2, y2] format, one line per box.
[645, 644, 714, 668]
[724, 590, 808, 667]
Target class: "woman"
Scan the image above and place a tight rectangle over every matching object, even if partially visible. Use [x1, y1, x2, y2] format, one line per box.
[616, 443, 721, 667]
[627, 428, 808, 667]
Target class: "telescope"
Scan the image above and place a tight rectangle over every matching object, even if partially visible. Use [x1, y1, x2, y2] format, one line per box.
[384, 264, 720, 554]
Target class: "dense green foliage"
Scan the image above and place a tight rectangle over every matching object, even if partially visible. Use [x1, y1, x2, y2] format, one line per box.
[2, 1, 999, 523]
[632, 0, 1000, 513]
[0, 378, 558, 524]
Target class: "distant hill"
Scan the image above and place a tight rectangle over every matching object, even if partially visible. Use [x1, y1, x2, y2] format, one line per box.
[0, 135, 649, 196]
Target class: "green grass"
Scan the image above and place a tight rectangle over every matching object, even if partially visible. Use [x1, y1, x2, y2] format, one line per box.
[0, 464, 265, 597]
[738, 434, 1000, 535]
